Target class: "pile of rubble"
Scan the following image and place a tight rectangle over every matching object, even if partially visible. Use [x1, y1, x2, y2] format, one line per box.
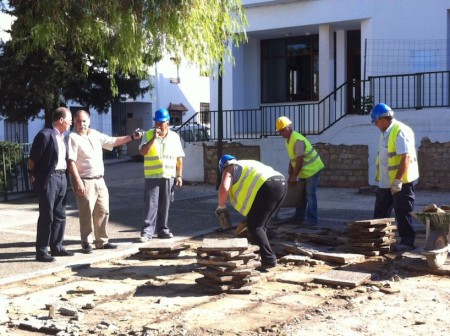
[195, 238, 261, 294]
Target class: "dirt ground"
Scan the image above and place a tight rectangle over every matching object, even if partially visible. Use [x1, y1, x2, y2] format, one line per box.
[1, 226, 450, 336]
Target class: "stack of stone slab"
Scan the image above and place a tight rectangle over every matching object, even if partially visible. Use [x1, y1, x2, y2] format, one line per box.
[138, 242, 190, 259]
[195, 238, 261, 294]
[346, 218, 397, 256]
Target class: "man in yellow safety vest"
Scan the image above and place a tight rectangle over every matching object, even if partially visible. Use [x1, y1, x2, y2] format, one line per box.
[138, 108, 185, 241]
[276, 116, 324, 226]
[371, 103, 419, 252]
[217, 155, 287, 271]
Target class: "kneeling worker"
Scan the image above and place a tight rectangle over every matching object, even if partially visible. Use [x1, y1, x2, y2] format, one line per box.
[216, 155, 287, 270]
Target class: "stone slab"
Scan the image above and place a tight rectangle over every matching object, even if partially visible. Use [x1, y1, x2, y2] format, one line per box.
[314, 269, 371, 288]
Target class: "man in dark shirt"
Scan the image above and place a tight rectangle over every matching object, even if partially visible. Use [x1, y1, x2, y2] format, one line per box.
[28, 107, 74, 262]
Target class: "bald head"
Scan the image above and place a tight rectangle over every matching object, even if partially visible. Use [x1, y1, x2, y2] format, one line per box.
[73, 110, 91, 135]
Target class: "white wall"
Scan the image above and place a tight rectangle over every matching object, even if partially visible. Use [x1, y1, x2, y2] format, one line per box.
[152, 56, 210, 123]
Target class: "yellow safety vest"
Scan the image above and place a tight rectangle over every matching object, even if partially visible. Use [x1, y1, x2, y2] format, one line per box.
[376, 122, 419, 184]
[286, 131, 324, 178]
[229, 160, 280, 216]
[143, 129, 178, 178]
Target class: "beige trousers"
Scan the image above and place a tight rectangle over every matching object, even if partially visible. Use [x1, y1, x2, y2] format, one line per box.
[74, 178, 110, 248]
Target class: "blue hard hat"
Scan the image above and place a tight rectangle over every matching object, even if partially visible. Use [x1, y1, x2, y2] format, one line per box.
[154, 108, 170, 122]
[218, 154, 237, 174]
[370, 103, 394, 123]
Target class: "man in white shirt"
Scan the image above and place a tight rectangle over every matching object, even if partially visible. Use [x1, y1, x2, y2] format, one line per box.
[67, 110, 143, 253]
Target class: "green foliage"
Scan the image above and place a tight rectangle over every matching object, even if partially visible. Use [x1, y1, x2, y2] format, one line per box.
[0, 141, 24, 193]
[0, 0, 247, 122]
[2, 0, 247, 87]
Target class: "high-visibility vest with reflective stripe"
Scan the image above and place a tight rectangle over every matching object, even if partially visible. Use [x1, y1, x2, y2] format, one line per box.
[286, 131, 324, 178]
[143, 129, 178, 178]
[229, 160, 279, 216]
[376, 121, 419, 184]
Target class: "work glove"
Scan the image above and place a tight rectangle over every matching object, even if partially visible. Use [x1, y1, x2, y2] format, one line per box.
[391, 179, 402, 194]
[215, 205, 231, 229]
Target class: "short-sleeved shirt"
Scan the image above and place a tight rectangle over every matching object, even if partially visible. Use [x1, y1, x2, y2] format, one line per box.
[139, 130, 185, 178]
[378, 120, 413, 188]
[67, 129, 116, 178]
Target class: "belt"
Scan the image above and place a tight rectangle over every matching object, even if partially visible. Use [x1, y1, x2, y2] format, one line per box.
[55, 170, 66, 174]
[82, 175, 103, 180]
[267, 176, 285, 182]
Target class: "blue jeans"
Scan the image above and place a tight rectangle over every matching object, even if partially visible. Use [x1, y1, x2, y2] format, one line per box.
[293, 171, 321, 224]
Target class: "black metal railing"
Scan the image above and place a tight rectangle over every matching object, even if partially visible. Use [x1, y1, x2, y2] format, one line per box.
[175, 80, 353, 142]
[174, 70, 449, 144]
[369, 71, 450, 110]
[0, 142, 33, 201]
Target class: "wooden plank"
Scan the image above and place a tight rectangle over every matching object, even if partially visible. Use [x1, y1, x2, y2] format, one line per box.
[207, 260, 261, 273]
[312, 252, 366, 264]
[350, 239, 396, 248]
[200, 238, 249, 251]
[196, 258, 244, 268]
[280, 243, 314, 257]
[197, 268, 257, 283]
[295, 233, 345, 246]
[279, 255, 311, 264]
[195, 276, 255, 291]
[347, 217, 395, 225]
[139, 242, 190, 252]
[139, 251, 180, 259]
[197, 252, 259, 262]
[197, 267, 259, 277]
[314, 269, 371, 288]
[350, 245, 392, 252]
[347, 230, 396, 239]
[346, 218, 395, 228]
[347, 225, 397, 234]
[348, 232, 395, 244]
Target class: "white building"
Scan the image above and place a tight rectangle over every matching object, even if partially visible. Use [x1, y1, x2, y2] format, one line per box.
[202, 0, 450, 185]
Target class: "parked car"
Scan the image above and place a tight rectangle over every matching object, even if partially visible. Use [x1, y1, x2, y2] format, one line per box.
[172, 124, 210, 142]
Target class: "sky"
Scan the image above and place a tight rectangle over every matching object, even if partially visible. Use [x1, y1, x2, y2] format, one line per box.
[0, 12, 12, 41]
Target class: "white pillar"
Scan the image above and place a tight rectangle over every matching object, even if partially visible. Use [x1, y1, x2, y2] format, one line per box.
[319, 24, 334, 100]
[335, 30, 346, 87]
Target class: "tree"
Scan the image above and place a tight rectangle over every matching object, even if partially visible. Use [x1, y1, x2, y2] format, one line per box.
[0, 38, 150, 125]
[0, 0, 247, 121]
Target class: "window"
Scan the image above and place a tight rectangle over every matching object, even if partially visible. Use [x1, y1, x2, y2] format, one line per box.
[199, 102, 210, 125]
[170, 111, 182, 126]
[261, 35, 319, 103]
[4, 120, 28, 143]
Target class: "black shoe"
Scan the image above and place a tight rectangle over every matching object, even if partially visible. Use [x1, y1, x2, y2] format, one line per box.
[36, 254, 55, 262]
[81, 244, 93, 254]
[257, 261, 277, 272]
[392, 243, 415, 252]
[51, 249, 74, 257]
[157, 232, 174, 239]
[97, 243, 118, 249]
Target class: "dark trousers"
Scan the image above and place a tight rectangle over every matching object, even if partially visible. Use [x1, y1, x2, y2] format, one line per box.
[373, 183, 416, 247]
[142, 178, 173, 237]
[247, 177, 287, 265]
[36, 173, 67, 256]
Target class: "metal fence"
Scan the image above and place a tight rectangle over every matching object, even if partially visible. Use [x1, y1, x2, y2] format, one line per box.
[174, 70, 449, 144]
[176, 80, 353, 142]
[0, 143, 33, 201]
[369, 71, 450, 110]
